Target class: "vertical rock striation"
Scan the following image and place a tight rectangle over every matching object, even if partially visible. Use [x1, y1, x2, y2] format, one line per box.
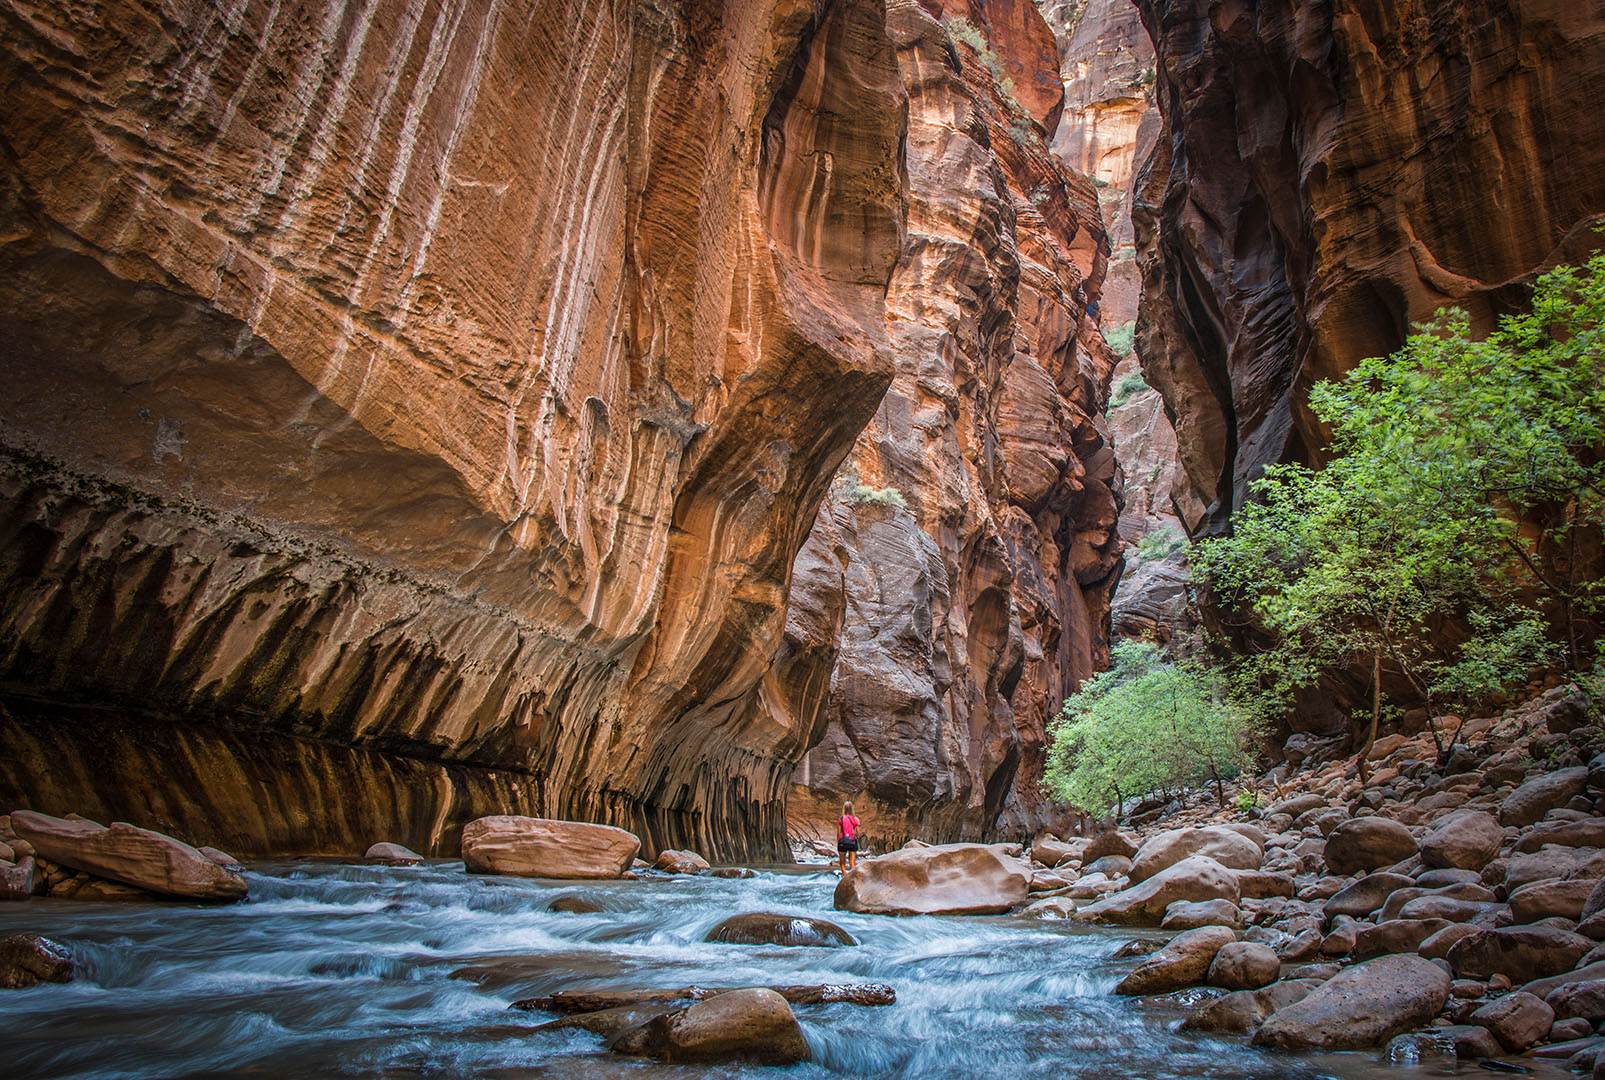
[779, 0, 1121, 849]
[0, 0, 913, 859]
[1131, 0, 1605, 536]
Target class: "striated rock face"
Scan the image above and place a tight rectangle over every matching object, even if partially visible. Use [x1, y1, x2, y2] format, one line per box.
[1132, 0, 1605, 535]
[780, 0, 1121, 848]
[0, 0, 917, 860]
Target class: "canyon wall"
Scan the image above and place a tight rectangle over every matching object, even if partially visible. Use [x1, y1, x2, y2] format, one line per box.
[1132, 0, 1605, 536]
[0, 0, 919, 860]
[781, 0, 1121, 849]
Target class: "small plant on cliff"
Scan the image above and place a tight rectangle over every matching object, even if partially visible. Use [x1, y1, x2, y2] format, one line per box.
[1103, 323, 1137, 360]
[1043, 641, 1265, 817]
[1136, 526, 1183, 562]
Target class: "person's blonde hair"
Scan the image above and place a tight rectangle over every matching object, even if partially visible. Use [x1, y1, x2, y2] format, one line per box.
[843, 801, 853, 814]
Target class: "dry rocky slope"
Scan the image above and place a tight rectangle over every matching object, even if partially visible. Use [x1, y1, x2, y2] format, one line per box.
[1014, 687, 1605, 1064]
[1131, 0, 1605, 537]
[0, 0, 1117, 859]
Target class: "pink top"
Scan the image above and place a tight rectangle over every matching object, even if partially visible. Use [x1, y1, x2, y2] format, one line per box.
[837, 814, 860, 840]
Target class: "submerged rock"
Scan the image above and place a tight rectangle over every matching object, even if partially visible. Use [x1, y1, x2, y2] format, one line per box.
[364, 842, 423, 866]
[654, 850, 711, 874]
[10, 811, 246, 901]
[833, 843, 1028, 916]
[0, 933, 73, 988]
[461, 816, 640, 880]
[706, 914, 855, 948]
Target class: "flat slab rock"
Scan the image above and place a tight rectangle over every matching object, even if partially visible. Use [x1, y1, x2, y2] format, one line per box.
[460, 816, 640, 879]
[512, 983, 896, 1012]
[10, 811, 246, 901]
[833, 843, 1028, 916]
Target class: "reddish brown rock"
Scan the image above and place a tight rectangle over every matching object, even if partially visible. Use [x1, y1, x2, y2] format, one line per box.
[1075, 854, 1241, 925]
[461, 816, 639, 880]
[0, 0, 908, 862]
[11, 810, 246, 901]
[1252, 954, 1450, 1051]
[653, 850, 711, 875]
[1115, 925, 1236, 995]
[0, 933, 73, 989]
[610, 988, 810, 1065]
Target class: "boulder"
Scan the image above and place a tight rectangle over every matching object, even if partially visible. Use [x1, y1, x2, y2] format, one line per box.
[706, 914, 855, 948]
[1386, 1025, 1502, 1061]
[1082, 830, 1140, 862]
[364, 842, 423, 866]
[1547, 979, 1605, 1022]
[1183, 979, 1321, 1033]
[1507, 847, 1605, 891]
[1030, 870, 1074, 892]
[1511, 877, 1597, 923]
[709, 867, 757, 879]
[1114, 925, 1236, 995]
[1395, 896, 1495, 923]
[1075, 855, 1241, 926]
[1418, 923, 1482, 961]
[654, 850, 711, 874]
[460, 816, 640, 879]
[1252, 953, 1451, 1050]
[1323, 873, 1415, 921]
[1129, 827, 1262, 883]
[1031, 836, 1079, 867]
[1020, 896, 1077, 920]
[1354, 919, 1451, 960]
[1415, 868, 1483, 889]
[1268, 794, 1328, 819]
[197, 846, 243, 869]
[1276, 928, 1323, 962]
[1208, 942, 1281, 990]
[1161, 899, 1242, 931]
[1324, 817, 1418, 875]
[549, 895, 604, 914]
[10, 810, 246, 901]
[1502, 768, 1591, 827]
[0, 933, 73, 989]
[611, 988, 809, 1064]
[833, 843, 1027, 916]
[1419, 812, 1504, 871]
[0, 856, 34, 900]
[1082, 855, 1132, 878]
[1233, 870, 1295, 899]
[1446, 926, 1595, 981]
[1470, 990, 1555, 1052]
[1585, 877, 1605, 924]
[1515, 819, 1605, 854]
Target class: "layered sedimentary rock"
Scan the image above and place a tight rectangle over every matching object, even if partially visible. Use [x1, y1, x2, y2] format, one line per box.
[0, 0, 914, 860]
[1132, 0, 1605, 536]
[781, 1, 1121, 848]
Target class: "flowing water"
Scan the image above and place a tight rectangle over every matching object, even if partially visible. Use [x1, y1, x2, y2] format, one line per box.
[0, 861, 1575, 1079]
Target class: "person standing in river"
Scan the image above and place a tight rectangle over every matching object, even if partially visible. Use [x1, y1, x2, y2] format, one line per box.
[836, 802, 860, 876]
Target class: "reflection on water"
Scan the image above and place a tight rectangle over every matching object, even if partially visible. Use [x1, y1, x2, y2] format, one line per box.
[0, 862, 1572, 1079]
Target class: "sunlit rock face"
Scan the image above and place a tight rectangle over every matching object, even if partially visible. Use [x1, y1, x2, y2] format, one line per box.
[780, 0, 1121, 849]
[0, 0, 911, 860]
[1131, 0, 1605, 536]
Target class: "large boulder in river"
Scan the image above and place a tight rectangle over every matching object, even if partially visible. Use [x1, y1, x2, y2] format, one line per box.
[1129, 827, 1262, 883]
[1419, 811, 1504, 871]
[1115, 925, 1236, 995]
[1323, 817, 1418, 875]
[0, 933, 73, 988]
[1502, 768, 1590, 827]
[10, 811, 246, 901]
[1252, 953, 1450, 1050]
[654, 850, 711, 874]
[611, 988, 809, 1064]
[833, 843, 1028, 916]
[460, 816, 640, 879]
[364, 842, 423, 866]
[706, 913, 855, 948]
[1076, 855, 1241, 926]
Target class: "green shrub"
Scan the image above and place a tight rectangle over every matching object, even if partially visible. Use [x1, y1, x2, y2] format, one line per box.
[843, 482, 908, 509]
[1107, 365, 1145, 408]
[1102, 322, 1136, 357]
[1136, 526, 1183, 562]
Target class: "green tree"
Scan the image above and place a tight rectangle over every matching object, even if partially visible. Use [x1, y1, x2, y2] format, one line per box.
[1043, 641, 1264, 816]
[1197, 254, 1605, 775]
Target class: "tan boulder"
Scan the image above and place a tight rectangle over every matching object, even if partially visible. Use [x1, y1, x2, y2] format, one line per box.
[1419, 811, 1505, 871]
[1130, 826, 1262, 883]
[1031, 835, 1082, 867]
[1115, 925, 1236, 995]
[1161, 898, 1242, 930]
[1208, 941, 1281, 990]
[460, 816, 640, 879]
[10, 811, 246, 901]
[611, 988, 809, 1064]
[1076, 855, 1241, 926]
[1252, 953, 1450, 1050]
[833, 843, 1028, 916]
[654, 850, 711, 874]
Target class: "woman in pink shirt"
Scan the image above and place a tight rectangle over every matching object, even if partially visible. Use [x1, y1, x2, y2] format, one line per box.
[836, 801, 861, 875]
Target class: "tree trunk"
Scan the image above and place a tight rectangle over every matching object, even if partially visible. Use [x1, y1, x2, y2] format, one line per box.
[1357, 649, 1381, 784]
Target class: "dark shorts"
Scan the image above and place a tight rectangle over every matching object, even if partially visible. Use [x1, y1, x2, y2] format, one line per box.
[837, 837, 858, 853]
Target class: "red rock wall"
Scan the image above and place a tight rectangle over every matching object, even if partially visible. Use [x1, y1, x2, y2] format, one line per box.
[1131, 0, 1605, 536]
[0, 0, 911, 859]
[779, 0, 1121, 849]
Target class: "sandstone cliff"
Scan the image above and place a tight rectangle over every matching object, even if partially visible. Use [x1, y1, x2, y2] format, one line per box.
[1132, 0, 1605, 536]
[0, 0, 918, 859]
[781, 0, 1121, 849]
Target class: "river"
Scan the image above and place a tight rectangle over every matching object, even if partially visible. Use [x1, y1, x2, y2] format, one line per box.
[0, 860, 1571, 1078]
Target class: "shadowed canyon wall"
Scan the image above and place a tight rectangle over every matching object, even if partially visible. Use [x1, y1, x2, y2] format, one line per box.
[1131, 0, 1605, 537]
[0, 0, 922, 860]
[781, 0, 1121, 849]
